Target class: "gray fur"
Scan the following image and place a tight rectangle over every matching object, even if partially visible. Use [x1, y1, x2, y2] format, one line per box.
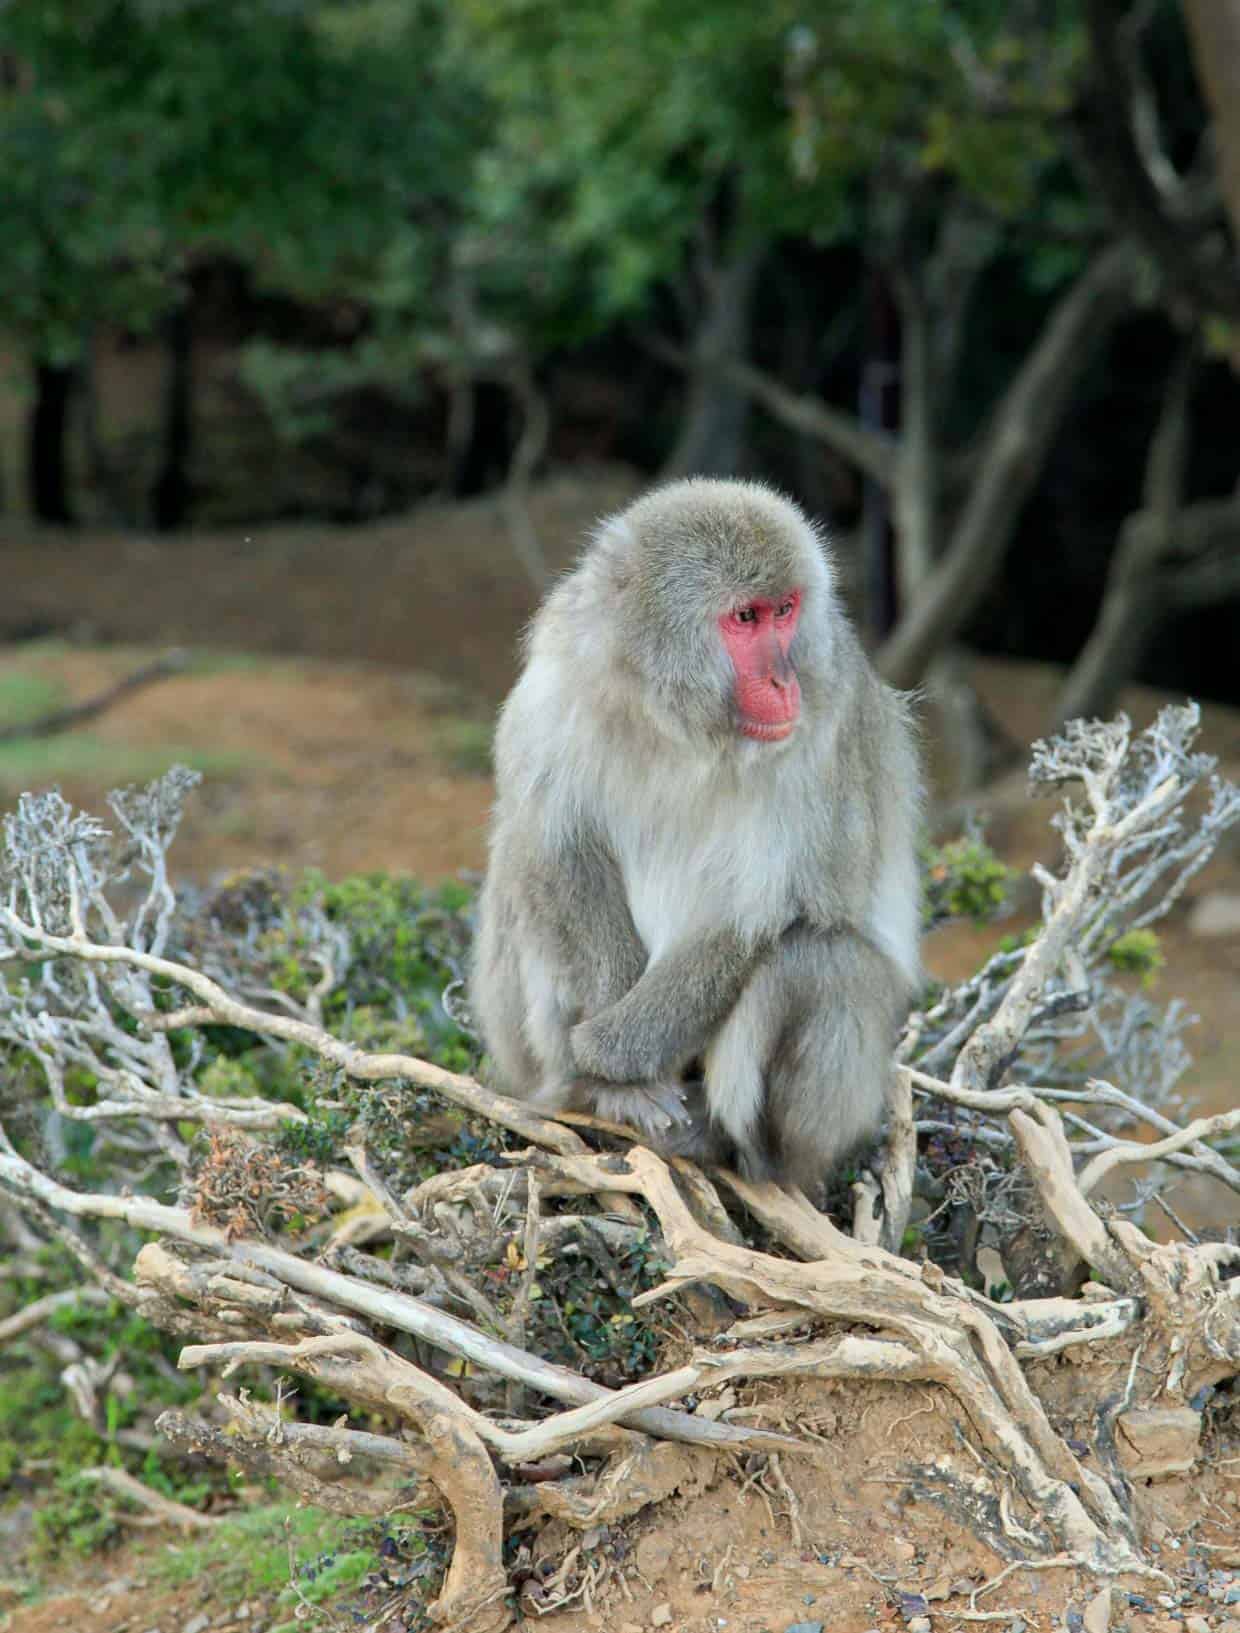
[471, 478, 922, 1187]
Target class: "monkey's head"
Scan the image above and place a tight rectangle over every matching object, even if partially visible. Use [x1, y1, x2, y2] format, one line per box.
[591, 479, 836, 749]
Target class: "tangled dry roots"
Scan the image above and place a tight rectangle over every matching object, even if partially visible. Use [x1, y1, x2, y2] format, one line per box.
[0, 709, 1238, 1626]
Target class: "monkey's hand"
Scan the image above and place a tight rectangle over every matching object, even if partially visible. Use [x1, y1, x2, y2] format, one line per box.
[570, 1009, 662, 1084]
[590, 1081, 695, 1138]
[571, 930, 759, 1084]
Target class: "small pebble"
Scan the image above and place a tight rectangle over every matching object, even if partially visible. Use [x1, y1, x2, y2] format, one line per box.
[891, 1538, 917, 1563]
[1185, 1617, 1211, 1633]
[785, 1624, 824, 1633]
[651, 1606, 673, 1630]
[1228, 1589, 1240, 1606]
[907, 1620, 932, 1633]
[183, 1616, 211, 1633]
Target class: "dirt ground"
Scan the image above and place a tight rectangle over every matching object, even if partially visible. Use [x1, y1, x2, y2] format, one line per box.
[1, 474, 1238, 1631]
[6, 1375, 1240, 1633]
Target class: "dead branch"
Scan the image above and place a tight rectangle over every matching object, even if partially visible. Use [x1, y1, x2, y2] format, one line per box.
[1076, 1104, 1240, 1196]
[78, 1464, 218, 1530]
[157, 1407, 407, 1519]
[5, 924, 583, 1154]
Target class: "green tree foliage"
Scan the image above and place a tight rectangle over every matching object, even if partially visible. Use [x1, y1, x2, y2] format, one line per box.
[0, 0, 475, 361]
[454, 0, 1084, 315]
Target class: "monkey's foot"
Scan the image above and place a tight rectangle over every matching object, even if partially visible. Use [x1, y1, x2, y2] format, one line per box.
[654, 1109, 731, 1168]
[590, 1081, 695, 1138]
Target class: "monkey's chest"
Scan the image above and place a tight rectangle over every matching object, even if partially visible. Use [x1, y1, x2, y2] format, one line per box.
[616, 809, 793, 960]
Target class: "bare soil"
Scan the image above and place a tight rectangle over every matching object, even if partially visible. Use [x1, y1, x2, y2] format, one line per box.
[0, 474, 1238, 1631]
[5, 1379, 1239, 1633]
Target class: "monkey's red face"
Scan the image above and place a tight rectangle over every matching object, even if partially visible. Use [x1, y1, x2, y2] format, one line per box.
[719, 592, 802, 742]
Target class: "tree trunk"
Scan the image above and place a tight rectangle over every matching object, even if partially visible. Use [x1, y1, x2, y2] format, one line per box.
[890, 273, 938, 612]
[660, 241, 764, 481]
[1051, 542, 1163, 731]
[860, 269, 900, 641]
[1182, 0, 1240, 260]
[151, 303, 193, 531]
[1052, 338, 1196, 732]
[27, 360, 77, 525]
[80, 330, 133, 526]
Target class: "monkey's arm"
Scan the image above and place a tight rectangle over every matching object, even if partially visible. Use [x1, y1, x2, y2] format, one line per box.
[568, 929, 762, 1085]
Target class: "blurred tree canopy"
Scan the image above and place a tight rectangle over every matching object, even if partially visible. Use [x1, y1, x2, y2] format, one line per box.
[1, 0, 1238, 719]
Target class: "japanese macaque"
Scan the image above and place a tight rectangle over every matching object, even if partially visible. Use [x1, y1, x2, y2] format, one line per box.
[470, 478, 921, 1189]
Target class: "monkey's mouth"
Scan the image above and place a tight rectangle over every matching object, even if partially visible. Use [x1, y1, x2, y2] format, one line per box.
[739, 719, 796, 742]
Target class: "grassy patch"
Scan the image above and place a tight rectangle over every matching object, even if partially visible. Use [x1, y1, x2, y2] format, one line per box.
[0, 669, 68, 728]
[156, 1504, 357, 1598]
[155, 1502, 444, 1629]
[0, 734, 252, 790]
[434, 715, 494, 775]
[0, 652, 259, 789]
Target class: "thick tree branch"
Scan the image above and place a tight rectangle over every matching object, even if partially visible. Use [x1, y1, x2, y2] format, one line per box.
[877, 244, 1141, 689]
[1052, 338, 1197, 730]
[647, 343, 897, 490]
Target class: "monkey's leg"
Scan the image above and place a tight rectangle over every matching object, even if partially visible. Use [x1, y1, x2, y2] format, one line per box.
[470, 891, 532, 1086]
[474, 832, 655, 1111]
[703, 924, 907, 1190]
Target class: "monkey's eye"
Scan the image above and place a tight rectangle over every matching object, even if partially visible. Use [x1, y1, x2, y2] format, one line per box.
[777, 600, 795, 618]
[735, 607, 758, 624]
